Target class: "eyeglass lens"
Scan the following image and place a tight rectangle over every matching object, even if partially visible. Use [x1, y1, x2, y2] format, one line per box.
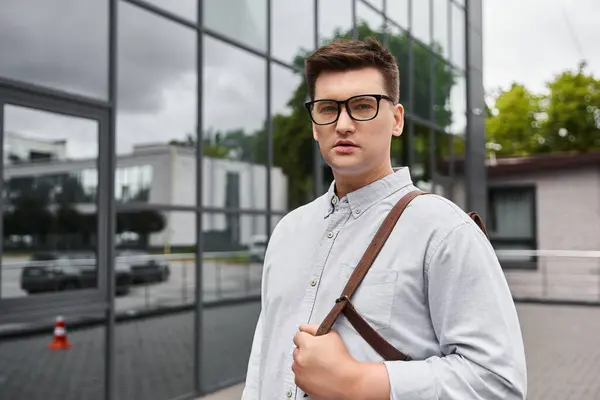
[311, 96, 379, 124]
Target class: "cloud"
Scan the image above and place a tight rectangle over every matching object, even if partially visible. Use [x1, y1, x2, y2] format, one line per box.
[483, 0, 600, 95]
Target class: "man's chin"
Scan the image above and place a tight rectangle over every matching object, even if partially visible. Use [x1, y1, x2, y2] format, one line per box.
[327, 159, 369, 176]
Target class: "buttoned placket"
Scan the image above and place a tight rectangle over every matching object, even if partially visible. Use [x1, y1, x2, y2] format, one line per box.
[284, 195, 351, 399]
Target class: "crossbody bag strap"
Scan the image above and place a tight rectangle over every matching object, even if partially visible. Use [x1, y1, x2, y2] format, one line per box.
[316, 189, 426, 342]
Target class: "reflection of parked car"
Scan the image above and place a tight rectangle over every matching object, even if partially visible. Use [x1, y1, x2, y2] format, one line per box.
[20, 252, 132, 296]
[248, 235, 268, 263]
[117, 250, 170, 284]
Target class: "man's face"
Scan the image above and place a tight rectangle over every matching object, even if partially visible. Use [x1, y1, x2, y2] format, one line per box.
[311, 67, 404, 177]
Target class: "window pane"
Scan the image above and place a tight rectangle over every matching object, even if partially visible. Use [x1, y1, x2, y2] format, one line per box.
[201, 300, 260, 393]
[201, 212, 265, 301]
[0, 316, 105, 399]
[433, 130, 454, 199]
[412, 0, 431, 45]
[204, 0, 267, 52]
[433, 0, 449, 59]
[115, 210, 196, 399]
[142, 0, 197, 22]
[490, 190, 535, 239]
[412, 123, 432, 191]
[413, 42, 432, 120]
[357, 1, 385, 39]
[387, 0, 409, 30]
[449, 70, 467, 135]
[203, 37, 267, 210]
[117, 2, 197, 207]
[434, 58, 460, 131]
[388, 25, 410, 110]
[387, 24, 411, 110]
[2, 104, 99, 299]
[451, 3, 466, 69]
[0, 0, 108, 99]
[270, 65, 313, 211]
[365, 0, 383, 10]
[318, 0, 353, 44]
[200, 211, 263, 391]
[272, 0, 314, 64]
[452, 134, 466, 210]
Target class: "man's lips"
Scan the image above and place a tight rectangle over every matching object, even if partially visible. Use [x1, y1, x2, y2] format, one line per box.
[334, 140, 358, 148]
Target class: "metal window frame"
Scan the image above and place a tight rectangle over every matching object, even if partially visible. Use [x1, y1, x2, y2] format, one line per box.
[0, 85, 110, 323]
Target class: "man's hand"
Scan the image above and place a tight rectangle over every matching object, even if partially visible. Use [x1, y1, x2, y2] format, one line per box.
[292, 323, 360, 399]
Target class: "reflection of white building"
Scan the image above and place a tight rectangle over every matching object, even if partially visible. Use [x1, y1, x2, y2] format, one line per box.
[3, 131, 67, 164]
[4, 139, 288, 249]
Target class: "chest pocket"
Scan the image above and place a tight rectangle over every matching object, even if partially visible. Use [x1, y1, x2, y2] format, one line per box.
[338, 263, 398, 332]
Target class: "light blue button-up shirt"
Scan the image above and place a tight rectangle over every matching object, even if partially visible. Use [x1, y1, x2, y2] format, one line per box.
[243, 168, 527, 399]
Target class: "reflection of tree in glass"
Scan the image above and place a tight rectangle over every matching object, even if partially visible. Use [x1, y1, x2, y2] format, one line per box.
[117, 210, 166, 246]
[2, 176, 165, 249]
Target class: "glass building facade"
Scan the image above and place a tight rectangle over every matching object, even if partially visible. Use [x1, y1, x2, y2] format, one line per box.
[0, 0, 484, 399]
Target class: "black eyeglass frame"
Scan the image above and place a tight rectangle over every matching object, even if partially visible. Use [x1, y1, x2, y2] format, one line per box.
[304, 94, 395, 125]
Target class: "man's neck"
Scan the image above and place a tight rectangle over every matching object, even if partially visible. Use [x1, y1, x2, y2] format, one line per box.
[333, 163, 395, 199]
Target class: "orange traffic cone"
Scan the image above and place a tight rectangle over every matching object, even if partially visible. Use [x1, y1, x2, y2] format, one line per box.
[48, 316, 71, 350]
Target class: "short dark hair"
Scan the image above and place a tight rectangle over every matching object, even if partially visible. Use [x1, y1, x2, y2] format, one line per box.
[305, 37, 400, 103]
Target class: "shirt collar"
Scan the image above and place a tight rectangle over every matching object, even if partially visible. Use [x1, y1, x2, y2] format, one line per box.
[323, 167, 413, 218]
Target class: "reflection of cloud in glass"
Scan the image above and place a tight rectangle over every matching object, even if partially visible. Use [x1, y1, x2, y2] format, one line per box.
[142, 0, 197, 22]
[318, 0, 352, 43]
[116, 1, 197, 154]
[0, 0, 108, 99]
[4, 104, 98, 160]
[272, 1, 314, 63]
[203, 36, 266, 134]
[271, 65, 302, 116]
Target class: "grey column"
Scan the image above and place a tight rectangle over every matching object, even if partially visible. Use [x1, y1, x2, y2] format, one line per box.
[465, 0, 487, 221]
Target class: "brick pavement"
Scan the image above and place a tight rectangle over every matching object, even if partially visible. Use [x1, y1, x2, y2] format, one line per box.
[1, 302, 599, 400]
[517, 303, 600, 400]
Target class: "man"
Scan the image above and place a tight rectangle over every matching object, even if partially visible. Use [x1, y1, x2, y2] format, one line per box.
[242, 37, 527, 399]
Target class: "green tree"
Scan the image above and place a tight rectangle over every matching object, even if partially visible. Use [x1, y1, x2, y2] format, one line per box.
[540, 61, 600, 153]
[485, 83, 542, 157]
[485, 62, 600, 157]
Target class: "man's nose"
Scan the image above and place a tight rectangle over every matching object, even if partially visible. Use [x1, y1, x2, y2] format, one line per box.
[335, 106, 355, 135]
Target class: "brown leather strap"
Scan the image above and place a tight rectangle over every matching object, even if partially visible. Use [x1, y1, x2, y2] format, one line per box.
[341, 297, 411, 361]
[468, 211, 488, 237]
[316, 189, 426, 359]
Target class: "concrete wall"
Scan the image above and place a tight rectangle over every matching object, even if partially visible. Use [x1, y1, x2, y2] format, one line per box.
[456, 166, 600, 301]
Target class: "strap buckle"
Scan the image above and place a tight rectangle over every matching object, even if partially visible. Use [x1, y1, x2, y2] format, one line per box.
[335, 295, 350, 304]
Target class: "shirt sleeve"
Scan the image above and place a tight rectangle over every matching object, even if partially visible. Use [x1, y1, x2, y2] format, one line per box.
[241, 310, 264, 399]
[242, 221, 280, 399]
[384, 221, 528, 400]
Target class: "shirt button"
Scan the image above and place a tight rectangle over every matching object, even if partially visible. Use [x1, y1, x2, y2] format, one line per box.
[331, 197, 337, 205]
[310, 278, 318, 286]
[286, 390, 293, 397]
[327, 231, 334, 238]
[354, 208, 361, 215]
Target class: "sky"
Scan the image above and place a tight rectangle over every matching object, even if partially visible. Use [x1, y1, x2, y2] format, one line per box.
[483, 0, 600, 97]
[1, 0, 598, 162]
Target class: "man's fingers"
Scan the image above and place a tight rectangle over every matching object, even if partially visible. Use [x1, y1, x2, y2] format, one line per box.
[293, 331, 310, 348]
[299, 323, 319, 336]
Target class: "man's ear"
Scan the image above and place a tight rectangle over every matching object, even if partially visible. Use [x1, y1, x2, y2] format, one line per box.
[312, 124, 319, 141]
[392, 103, 404, 137]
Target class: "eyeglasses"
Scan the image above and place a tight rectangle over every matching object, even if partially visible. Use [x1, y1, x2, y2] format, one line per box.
[304, 94, 394, 125]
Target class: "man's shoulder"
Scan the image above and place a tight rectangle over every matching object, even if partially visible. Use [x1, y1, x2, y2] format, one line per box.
[270, 194, 327, 238]
[403, 191, 485, 239]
